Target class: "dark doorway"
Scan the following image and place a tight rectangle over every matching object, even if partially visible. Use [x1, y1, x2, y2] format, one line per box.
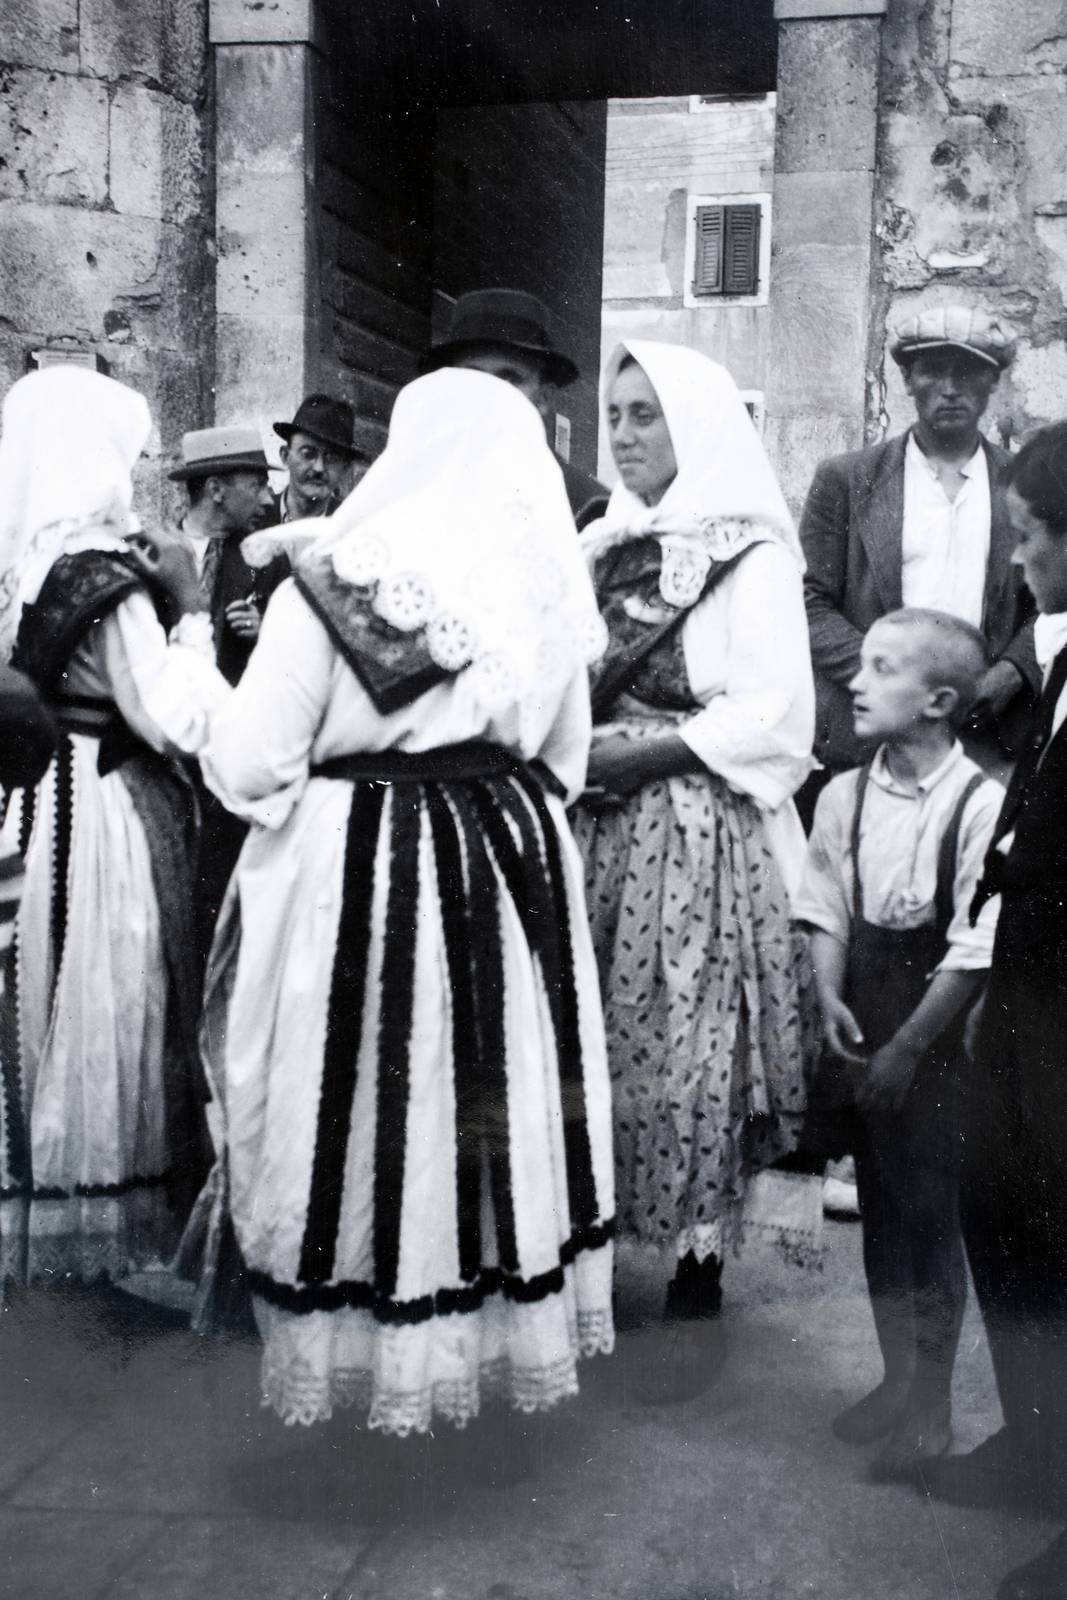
[315, 0, 778, 466]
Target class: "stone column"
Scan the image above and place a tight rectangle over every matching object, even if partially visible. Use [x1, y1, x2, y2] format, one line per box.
[209, 0, 323, 443]
[764, 0, 886, 516]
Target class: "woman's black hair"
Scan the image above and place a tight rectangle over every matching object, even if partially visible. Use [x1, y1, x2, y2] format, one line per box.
[616, 350, 638, 373]
[1007, 420, 1067, 537]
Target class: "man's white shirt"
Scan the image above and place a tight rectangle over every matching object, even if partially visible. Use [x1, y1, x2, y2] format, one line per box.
[901, 432, 991, 627]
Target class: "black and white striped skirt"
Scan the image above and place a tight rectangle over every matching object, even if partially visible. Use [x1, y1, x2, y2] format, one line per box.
[203, 757, 615, 1433]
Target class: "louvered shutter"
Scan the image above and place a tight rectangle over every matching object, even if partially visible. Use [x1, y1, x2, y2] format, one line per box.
[692, 205, 724, 295]
[723, 204, 761, 295]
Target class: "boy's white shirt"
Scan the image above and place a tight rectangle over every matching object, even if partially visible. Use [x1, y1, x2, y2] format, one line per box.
[795, 739, 1004, 972]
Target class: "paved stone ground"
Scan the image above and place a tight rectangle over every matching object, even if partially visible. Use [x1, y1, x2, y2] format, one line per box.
[0, 1218, 1056, 1600]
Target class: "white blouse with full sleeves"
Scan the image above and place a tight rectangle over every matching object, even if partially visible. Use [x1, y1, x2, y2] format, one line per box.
[672, 539, 814, 897]
[201, 578, 593, 826]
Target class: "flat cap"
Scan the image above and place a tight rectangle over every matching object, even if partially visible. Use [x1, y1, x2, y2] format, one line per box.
[890, 306, 1016, 370]
[169, 425, 268, 480]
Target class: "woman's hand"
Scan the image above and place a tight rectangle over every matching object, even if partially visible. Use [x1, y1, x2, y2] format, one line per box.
[585, 732, 702, 802]
[586, 735, 654, 800]
[125, 528, 203, 615]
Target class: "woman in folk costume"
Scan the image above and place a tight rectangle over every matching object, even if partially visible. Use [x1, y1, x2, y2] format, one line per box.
[197, 366, 615, 1435]
[572, 343, 814, 1367]
[0, 367, 230, 1287]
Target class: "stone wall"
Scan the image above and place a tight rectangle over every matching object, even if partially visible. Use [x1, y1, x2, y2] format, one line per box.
[0, 0, 215, 523]
[873, 0, 1067, 445]
[765, 16, 882, 515]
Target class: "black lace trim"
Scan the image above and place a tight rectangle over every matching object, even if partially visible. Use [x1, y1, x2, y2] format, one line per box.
[1, 1172, 170, 1202]
[18, 780, 36, 858]
[11, 549, 144, 693]
[248, 1218, 616, 1323]
[50, 734, 74, 994]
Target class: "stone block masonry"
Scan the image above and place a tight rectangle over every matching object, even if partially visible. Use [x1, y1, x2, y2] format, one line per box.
[0, 0, 214, 526]
[873, 0, 1067, 447]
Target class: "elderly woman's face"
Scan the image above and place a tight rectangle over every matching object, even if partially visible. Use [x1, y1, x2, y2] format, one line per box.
[607, 363, 677, 507]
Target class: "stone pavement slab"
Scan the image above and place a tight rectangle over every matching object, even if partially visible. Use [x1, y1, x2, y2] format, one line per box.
[0, 1222, 1058, 1600]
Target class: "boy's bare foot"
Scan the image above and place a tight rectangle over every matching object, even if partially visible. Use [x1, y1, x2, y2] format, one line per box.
[867, 1398, 951, 1482]
[832, 1376, 911, 1445]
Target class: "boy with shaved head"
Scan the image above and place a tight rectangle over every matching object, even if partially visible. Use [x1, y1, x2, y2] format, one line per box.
[795, 609, 1005, 1479]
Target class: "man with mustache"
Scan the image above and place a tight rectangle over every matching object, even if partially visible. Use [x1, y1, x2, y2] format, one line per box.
[799, 307, 1036, 801]
[267, 393, 364, 525]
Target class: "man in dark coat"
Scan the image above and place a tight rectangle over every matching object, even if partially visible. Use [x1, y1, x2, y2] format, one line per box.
[922, 421, 1067, 1600]
[800, 307, 1037, 791]
[169, 426, 288, 956]
[264, 392, 365, 526]
[419, 288, 609, 531]
[169, 426, 288, 686]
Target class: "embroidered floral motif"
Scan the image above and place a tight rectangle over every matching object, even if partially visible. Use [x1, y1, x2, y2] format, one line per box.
[425, 611, 477, 672]
[374, 572, 436, 632]
[658, 536, 712, 608]
[332, 534, 388, 587]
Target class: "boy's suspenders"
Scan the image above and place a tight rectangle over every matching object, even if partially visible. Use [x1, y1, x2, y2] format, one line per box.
[850, 763, 988, 946]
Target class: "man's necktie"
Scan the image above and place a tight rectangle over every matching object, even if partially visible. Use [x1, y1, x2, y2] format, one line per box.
[200, 538, 223, 610]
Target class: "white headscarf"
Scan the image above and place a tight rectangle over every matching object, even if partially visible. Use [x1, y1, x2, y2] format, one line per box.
[584, 342, 803, 601]
[276, 367, 605, 731]
[0, 367, 151, 662]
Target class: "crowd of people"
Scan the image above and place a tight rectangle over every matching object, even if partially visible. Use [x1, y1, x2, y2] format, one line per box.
[1, 289, 1066, 1599]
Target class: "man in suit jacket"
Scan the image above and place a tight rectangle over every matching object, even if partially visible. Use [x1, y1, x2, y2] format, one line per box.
[801, 306, 1037, 780]
[169, 426, 289, 686]
[169, 426, 289, 958]
[922, 422, 1067, 1599]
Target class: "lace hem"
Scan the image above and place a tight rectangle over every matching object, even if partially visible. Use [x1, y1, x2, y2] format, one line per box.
[675, 1222, 725, 1265]
[261, 1349, 589, 1436]
[577, 1307, 615, 1357]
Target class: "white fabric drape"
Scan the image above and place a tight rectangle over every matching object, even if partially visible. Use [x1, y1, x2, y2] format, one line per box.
[243, 369, 606, 747]
[0, 368, 152, 662]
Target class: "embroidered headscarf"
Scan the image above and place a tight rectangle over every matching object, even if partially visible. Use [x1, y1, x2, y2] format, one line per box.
[0, 367, 151, 662]
[584, 341, 803, 606]
[253, 367, 605, 737]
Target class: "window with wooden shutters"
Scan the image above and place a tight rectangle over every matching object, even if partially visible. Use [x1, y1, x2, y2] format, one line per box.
[691, 202, 762, 298]
[723, 205, 760, 295]
[693, 205, 724, 295]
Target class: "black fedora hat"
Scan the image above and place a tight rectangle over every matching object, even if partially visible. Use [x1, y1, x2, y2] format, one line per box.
[418, 289, 580, 388]
[274, 393, 359, 457]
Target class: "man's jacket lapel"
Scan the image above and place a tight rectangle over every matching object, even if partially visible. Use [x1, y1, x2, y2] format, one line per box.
[855, 433, 906, 615]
